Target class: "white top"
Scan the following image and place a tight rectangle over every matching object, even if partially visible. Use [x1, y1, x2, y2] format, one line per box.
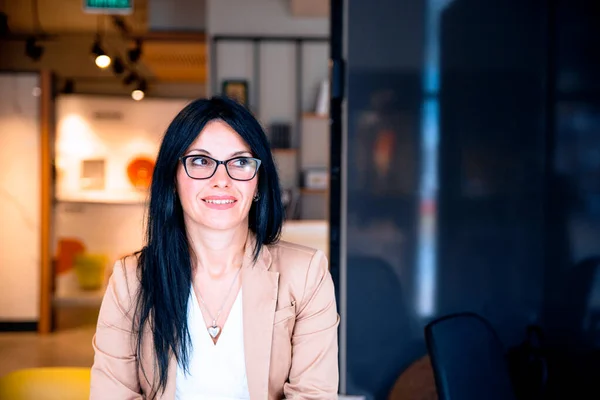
[175, 288, 250, 400]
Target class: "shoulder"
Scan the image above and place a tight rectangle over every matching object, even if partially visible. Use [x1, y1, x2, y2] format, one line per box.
[267, 240, 328, 275]
[265, 241, 330, 298]
[267, 240, 324, 265]
[104, 253, 141, 317]
[111, 253, 141, 290]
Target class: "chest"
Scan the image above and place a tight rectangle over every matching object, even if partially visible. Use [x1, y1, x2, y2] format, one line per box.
[175, 289, 250, 399]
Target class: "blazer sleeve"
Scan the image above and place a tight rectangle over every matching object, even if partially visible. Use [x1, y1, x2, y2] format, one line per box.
[90, 259, 143, 399]
[283, 250, 340, 399]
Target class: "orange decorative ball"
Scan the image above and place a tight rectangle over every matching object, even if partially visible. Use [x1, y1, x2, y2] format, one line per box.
[127, 157, 155, 190]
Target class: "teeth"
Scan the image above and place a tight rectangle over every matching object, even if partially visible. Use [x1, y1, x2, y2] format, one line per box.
[205, 199, 235, 204]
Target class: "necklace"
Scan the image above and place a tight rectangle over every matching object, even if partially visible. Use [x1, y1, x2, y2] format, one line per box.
[195, 266, 242, 342]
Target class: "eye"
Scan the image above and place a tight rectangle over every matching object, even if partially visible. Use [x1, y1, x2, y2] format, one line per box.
[230, 157, 251, 168]
[189, 156, 213, 167]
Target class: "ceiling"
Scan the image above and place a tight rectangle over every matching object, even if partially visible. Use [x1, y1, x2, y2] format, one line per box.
[0, 0, 207, 97]
[2, 0, 148, 34]
[0, 0, 329, 96]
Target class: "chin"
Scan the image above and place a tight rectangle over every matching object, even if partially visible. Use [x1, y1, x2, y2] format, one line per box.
[202, 217, 246, 232]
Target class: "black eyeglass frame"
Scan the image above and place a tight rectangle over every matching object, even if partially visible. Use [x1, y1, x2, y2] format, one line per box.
[179, 154, 262, 181]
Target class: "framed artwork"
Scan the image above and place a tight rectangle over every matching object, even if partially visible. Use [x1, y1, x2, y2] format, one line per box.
[80, 159, 106, 190]
[222, 79, 249, 106]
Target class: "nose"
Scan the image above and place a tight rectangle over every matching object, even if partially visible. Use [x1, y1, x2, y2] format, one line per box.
[211, 163, 232, 187]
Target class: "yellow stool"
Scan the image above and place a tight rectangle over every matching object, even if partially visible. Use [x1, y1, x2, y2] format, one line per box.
[0, 367, 90, 400]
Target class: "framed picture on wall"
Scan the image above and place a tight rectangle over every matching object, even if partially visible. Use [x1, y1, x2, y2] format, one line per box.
[80, 159, 106, 190]
[222, 79, 249, 106]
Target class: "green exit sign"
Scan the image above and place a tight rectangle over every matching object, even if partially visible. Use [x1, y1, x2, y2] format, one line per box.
[84, 0, 133, 14]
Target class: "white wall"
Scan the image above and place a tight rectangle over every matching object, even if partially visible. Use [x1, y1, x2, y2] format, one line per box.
[0, 73, 41, 320]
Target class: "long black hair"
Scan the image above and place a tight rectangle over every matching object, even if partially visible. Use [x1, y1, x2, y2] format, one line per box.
[134, 96, 284, 397]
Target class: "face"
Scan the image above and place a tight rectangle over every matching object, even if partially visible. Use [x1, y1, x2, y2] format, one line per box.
[176, 120, 259, 232]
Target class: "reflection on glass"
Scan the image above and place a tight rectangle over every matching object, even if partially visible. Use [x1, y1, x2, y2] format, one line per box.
[415, 0, 454, 318]
[416, 99, 439, 317]
[556, 103, 600, 261]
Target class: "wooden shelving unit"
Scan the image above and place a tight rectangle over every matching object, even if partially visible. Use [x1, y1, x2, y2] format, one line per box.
[272, 148, 298, 154]
[210, 35, 330, 220]
[302, 112, 329, 120]
[300, 188, 328, 195]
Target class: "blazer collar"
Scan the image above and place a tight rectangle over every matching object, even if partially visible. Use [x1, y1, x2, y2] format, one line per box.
[242, 232, 273, 271]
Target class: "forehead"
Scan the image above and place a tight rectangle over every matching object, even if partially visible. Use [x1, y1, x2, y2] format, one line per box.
[188, 120, 251, 154]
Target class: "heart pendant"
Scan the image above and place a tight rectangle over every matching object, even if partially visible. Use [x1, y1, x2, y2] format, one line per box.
[207, 326, 221, 339]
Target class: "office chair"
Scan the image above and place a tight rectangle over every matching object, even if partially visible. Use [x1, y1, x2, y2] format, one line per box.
[424, 312, 517, 400]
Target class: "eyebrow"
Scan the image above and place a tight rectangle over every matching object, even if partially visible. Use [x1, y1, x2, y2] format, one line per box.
[186, 149, 252, 158]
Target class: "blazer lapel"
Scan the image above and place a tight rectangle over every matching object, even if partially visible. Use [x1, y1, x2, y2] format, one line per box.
[242, 239, 278, 400]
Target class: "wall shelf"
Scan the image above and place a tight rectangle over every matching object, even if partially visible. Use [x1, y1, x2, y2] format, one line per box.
[272, 148, 298, 154]
[302, 112, 329, 120]
[301, 188, 328, 195]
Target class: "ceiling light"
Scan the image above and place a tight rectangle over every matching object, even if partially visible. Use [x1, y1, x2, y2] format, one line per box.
[131, 79, 147, 101]
[91, 38, 111, 69]
[131, 89, 144, 101]
[95, 55, 111, 68]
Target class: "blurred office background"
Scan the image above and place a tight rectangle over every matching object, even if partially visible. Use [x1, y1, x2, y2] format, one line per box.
[1, 0, 599, 399]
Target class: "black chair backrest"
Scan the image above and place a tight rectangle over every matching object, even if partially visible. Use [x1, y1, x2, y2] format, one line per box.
[425, 312, 517, 400]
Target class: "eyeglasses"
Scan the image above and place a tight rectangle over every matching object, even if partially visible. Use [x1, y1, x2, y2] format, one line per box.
[179, 155, 261, 181]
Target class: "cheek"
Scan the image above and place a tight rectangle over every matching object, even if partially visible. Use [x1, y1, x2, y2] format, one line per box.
[176, 172, 202, 203]
[242, 181, 259, 204]
[176, 171, 189, 197]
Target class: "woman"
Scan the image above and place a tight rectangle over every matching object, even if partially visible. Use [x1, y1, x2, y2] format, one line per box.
[90, 97, 339, 399]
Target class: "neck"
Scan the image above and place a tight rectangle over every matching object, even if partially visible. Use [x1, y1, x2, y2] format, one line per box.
[187, 224, 249, 279]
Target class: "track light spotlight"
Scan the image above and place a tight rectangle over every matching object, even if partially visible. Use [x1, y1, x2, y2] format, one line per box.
[131, 79, 147, 101]
[0, 12, 9, 36]
[62, 79, 75, 94]
[91, 38, 111, 68]
[96, 54, 111, 68]
[127, 39, 142, 63]
[25, 37, 44, 61]
[112, 56, 125, 74]
[123, 72, 138, 85]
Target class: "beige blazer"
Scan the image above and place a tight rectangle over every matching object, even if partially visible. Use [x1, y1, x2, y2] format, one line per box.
[90, 237, 340, 400]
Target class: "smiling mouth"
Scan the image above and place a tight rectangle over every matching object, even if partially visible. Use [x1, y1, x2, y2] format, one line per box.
[203, 199, 236, 204]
